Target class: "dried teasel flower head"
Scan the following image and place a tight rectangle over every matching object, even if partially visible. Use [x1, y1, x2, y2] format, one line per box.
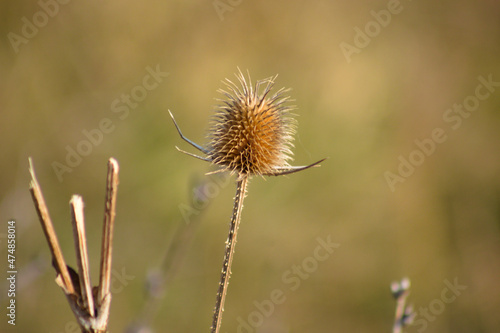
[207, 70, 295, 176]
[169, 69, 324, 178]
[168, 69, 324, 333]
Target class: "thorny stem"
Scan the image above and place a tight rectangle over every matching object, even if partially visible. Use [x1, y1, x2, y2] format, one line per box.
[211, 176, 249, 333]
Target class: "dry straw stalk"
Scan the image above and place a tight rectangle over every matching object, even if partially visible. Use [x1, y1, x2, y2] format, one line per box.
[29, 158, 119, 333]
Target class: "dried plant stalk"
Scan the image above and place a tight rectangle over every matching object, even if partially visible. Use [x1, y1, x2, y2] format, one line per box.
[98, 158, 119, 308]
[391, 278, 415, 333]
[211, 177, 248, 332]
[28, 158, 75, 295]
[28, 157, 119, 333]
[70, 195, 95, 317]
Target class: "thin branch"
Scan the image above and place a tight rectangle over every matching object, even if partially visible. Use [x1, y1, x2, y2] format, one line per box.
[28, 158, 75, 295]
[70, 195, 95, 317]
[125, 173, 229, 332]
[391, 278, 415, 333]
[393, 295, 406, 333]
[211, 176, 249, 333]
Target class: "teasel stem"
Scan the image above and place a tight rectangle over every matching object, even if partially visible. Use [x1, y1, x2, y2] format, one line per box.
[211, 176, 249, 333]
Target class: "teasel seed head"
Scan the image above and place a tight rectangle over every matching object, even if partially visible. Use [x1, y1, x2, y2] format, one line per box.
[207, 70, 296, 177]
[168, 70, 324, 178]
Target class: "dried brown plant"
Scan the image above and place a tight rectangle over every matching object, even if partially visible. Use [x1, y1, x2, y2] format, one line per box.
[170, 69, 324, 333]
[29, 158, 119, 333]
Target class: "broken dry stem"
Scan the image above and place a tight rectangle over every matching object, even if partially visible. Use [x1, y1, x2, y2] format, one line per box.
[29, 158, 75, 295]
[98, 158, 119, 308]
[28, 157, 119, 333]
[70, 195, 95, 317]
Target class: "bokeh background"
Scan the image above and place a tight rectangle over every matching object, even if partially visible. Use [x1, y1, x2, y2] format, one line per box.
[1, 0, 500, 332]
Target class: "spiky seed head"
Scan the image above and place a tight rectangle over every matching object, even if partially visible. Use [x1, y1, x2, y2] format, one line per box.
[207, 70, 296, 177]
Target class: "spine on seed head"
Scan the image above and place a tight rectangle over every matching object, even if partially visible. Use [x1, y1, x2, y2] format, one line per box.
[207, 70, 296, 177]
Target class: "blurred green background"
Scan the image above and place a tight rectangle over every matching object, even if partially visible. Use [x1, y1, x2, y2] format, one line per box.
[1, 0, 500, 332]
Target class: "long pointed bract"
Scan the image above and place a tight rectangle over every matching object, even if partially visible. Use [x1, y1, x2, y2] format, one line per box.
[168, 110, 210, 155]
[264, 158, 327, 176]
